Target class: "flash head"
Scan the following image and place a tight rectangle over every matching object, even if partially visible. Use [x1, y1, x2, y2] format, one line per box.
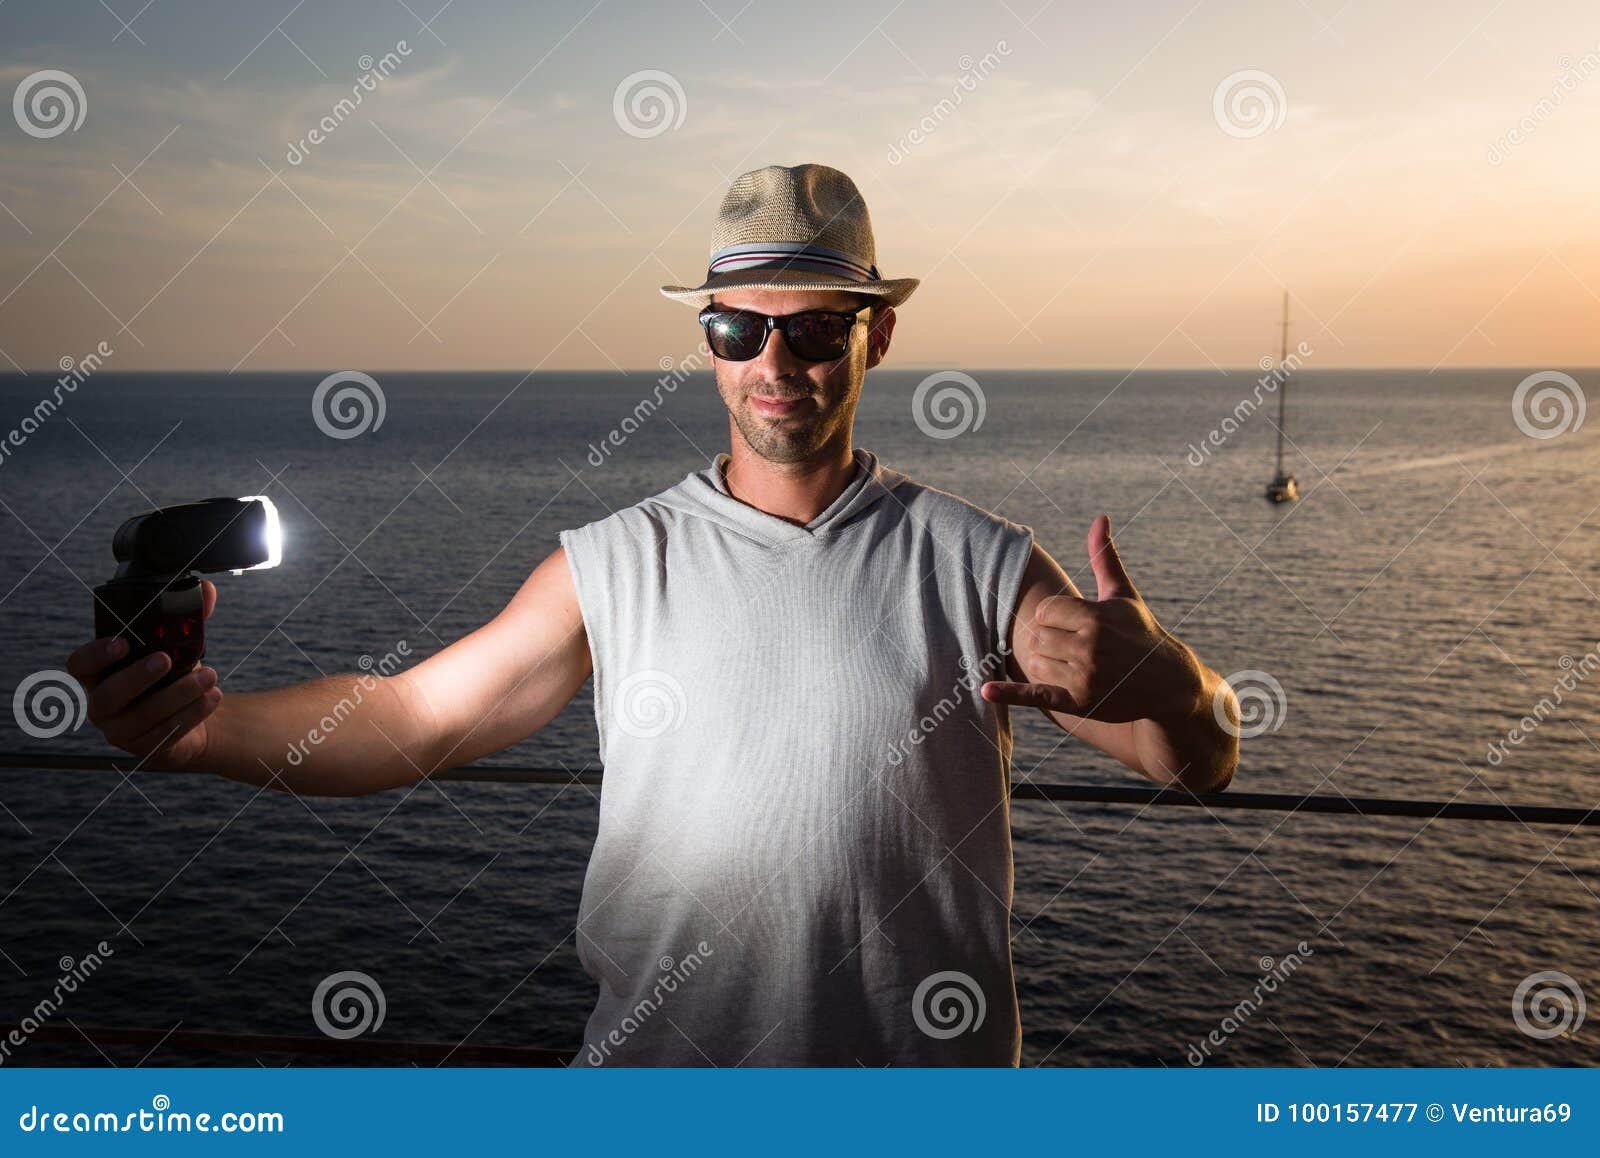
[110, 496, 282, 579]
[94, 495, 284, 692]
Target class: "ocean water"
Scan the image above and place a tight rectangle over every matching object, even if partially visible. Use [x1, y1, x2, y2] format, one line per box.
[0, 366, 1596, 1068]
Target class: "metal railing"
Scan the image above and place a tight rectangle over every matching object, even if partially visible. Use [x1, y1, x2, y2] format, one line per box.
[2, 751, 1596, 827]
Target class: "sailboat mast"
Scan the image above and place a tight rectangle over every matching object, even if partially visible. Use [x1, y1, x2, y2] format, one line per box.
[1275, 290, 1289, 477]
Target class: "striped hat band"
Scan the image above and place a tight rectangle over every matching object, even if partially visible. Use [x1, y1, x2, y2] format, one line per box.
[707, 241, 880, 284]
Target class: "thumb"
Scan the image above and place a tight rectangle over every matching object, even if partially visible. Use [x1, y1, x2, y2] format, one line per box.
[1088, 514, 1138, 601]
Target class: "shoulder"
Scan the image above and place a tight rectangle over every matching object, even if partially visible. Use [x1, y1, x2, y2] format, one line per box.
[887, 471, 1034, 551]
[558, 486, 680, 551]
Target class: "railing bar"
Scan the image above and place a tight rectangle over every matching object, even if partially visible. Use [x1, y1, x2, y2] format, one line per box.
[1011, 783, 1600, 826]
[2, 753, 1595, 827]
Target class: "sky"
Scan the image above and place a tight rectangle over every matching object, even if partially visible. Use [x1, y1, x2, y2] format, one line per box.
[0, 0, 1597, 373]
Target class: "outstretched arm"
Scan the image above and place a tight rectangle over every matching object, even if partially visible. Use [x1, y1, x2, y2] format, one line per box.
[68, 544, 592, 797]
[980, 515, 1239, 792]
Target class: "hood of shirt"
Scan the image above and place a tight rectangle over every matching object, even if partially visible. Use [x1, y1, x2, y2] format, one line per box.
[649, 447, 910, 547]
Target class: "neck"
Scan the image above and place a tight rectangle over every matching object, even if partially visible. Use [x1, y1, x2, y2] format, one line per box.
[720, 439, 858, 527]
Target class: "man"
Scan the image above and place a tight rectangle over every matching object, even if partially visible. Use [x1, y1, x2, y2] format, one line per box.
[68, 163, 1238, 1067]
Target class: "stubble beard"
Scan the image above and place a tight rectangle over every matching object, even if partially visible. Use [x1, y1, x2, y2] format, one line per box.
[733, 399, 827, 463]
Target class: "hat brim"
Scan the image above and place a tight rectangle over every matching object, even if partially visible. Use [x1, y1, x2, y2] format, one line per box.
[659, 268, 919, 310]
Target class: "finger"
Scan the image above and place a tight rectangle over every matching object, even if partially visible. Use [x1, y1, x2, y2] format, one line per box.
[67, 636, 129, 690]
[1025, 625, 1090, 665]
[980, 680, 1080, 714]
[126, 686, 222, 756]
[1034, 593, 1095, 631]
[1026, 652, 1083, 689]
[1088, 513, 1138, 601]
[87, 651, 174, 725]
[200, 579, 217, 620]
[103, 666, 217, 748]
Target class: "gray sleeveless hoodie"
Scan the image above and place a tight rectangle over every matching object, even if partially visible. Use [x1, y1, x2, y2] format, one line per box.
[557, 446, 1035, 1066]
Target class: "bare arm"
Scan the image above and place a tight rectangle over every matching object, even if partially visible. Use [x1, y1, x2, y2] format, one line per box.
[67, 545, 592, 797]
[980, 519, 1239, 792]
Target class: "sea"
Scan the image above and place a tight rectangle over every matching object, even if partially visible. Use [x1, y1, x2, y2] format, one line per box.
[0, 366, 1596, 1067]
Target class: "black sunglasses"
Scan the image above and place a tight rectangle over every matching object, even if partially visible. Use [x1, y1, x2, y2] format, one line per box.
[697, 305, 870, 362]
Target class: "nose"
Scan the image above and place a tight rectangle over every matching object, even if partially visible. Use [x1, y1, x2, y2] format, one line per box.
[753, 319, 808, 377]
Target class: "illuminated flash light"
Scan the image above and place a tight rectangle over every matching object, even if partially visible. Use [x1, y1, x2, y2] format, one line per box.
[233, 495, 283, 573]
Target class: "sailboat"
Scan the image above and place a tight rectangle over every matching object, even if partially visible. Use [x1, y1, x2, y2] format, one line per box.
[1265, 290, 1300, 504]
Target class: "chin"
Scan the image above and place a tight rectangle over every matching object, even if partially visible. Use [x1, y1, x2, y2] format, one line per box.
[743, 426, 822, 463]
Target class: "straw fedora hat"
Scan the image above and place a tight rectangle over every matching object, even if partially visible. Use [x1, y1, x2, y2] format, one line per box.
[659, 163, 920, 309]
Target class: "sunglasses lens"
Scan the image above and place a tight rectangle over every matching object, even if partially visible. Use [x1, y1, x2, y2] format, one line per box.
[704, 311, 766, 360]
[785, 311, 857, 360]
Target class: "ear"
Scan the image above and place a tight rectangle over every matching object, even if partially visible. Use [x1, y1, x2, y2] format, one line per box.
[864, 303, 895, 369]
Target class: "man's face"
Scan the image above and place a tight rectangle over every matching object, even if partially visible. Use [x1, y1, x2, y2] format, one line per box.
[707, 287, 894, 465]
